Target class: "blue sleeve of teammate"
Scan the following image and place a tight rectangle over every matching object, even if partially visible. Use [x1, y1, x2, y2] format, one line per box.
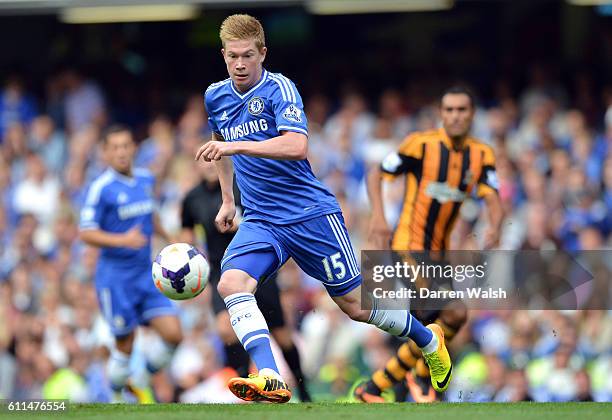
[204, 92, 221, 136]
[269, 75, 309, 137]
[80, 182, 107, 230]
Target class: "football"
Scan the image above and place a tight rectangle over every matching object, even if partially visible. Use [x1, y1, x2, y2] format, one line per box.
[152, 243, 210, 300]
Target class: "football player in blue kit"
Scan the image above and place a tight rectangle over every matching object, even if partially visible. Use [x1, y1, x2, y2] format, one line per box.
[196, 14, 452, 403]
[79, 125, 182, 402]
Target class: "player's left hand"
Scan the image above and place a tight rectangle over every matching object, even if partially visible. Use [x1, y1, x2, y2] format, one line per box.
[215, 202, 237, 233]
[195, 140, 236, 162]
[368, 216, 392, 249]
[483, 227, 500, 250]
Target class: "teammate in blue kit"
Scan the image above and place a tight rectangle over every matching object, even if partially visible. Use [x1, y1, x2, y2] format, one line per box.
[79, 125, 183, 403]
[196, 14, 452, 403]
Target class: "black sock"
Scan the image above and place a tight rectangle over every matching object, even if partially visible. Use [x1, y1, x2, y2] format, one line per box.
[282, 346, 311, 402]
[392, 380, 409, 402]
[364, 380, 382, 396]
[224, 342, 250, 378]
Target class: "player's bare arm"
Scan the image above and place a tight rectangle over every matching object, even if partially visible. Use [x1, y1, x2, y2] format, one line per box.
[482, 191, 503, 249]
[179, 228, 195, 245]
[366, 165, 393, 249]
[196, 131, 307, 162]
[153, 213, 173, 243]
[215, 170, 237, 234]
[79, 226, 146, 250]
[205, 133, 237, 233]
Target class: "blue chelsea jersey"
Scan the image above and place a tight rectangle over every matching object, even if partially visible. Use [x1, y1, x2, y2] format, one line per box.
[79, 167, 156, 264]
[204, 69, 340, 224]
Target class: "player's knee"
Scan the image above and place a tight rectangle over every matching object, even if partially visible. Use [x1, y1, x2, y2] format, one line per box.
[217, 271, 254, 299]
[216, 276, 234, 299]
[150, 316, 183, 346]
[441, 300, 468, 330]
[216, 278, 235, 299]
[115, 332, 135, 354]
[163, 329, 183, 347]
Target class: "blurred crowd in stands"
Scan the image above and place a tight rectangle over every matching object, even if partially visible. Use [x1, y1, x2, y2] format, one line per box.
[0, 63, 610, 403]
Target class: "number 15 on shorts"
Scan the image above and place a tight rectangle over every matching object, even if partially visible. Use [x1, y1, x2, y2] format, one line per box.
[322, 252, 346, 281]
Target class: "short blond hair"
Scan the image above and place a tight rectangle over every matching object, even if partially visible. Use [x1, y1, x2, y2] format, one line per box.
[220, 14, 266, 51]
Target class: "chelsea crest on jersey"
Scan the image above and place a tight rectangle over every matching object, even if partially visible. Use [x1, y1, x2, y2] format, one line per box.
[205, 70, 309, 142]
[203, 69, 341, 225]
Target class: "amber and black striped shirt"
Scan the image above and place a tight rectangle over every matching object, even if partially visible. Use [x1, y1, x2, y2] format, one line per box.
[380, 128, 498, 251]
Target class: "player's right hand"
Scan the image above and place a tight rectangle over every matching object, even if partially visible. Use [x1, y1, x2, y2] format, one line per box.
[123, 225, 147, 249]
[368, 218, 392, 249]
[215, 202, 236, 233]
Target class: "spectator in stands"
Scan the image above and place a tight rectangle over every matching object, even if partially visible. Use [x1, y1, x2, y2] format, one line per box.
[61, 68, 106, 135]
[0, 75, 36, 142]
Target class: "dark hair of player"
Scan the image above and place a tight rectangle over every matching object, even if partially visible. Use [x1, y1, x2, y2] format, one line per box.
[441, 85, 476, 109]
[102, 124, 133, 144]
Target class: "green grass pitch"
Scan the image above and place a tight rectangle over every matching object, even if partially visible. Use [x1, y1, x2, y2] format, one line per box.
[1, 402, 611, 420]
